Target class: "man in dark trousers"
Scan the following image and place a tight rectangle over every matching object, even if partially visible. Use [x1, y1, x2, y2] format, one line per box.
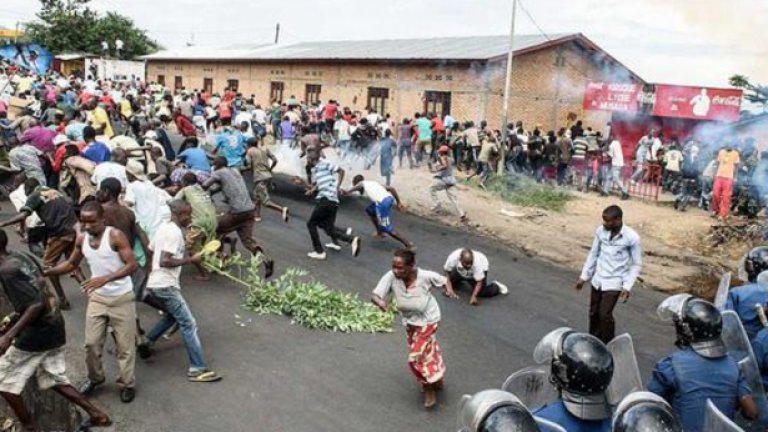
[575, 205, 642, 343]
[293, 149, 360, 260]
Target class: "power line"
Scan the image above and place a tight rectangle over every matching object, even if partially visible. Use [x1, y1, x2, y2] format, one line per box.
[516, 0, 592, 80]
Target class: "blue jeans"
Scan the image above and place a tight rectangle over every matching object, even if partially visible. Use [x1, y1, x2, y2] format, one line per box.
[146, 287, 208, 372]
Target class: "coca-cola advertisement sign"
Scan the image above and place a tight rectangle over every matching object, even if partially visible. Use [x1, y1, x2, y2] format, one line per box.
[651, 85, 743, 122]
[582, 81, 641, 113]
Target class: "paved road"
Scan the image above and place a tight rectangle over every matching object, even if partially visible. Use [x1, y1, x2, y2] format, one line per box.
[4, 175, 674, 431]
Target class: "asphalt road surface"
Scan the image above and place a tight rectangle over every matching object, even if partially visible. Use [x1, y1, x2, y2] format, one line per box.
[3, 174, 674, 431]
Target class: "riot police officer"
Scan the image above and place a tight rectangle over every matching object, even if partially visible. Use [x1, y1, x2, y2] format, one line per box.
[612, 391, 682, 432]
[649, 294, 757, 432]
[531, 328, 613, 431]
[726, 246, 768, 340]
[457, 389, 565, 432]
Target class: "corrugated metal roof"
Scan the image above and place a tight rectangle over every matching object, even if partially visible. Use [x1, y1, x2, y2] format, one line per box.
[142, 34, 575, 61]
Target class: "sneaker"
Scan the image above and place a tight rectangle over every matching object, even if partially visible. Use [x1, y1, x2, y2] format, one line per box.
[345, 227, 354, 236]
[351, 236, 361, 257]
[621, 192, 630, 200]
[325, 243, 342, 251]
[307, 251, 327, 260]
[137, 343, 152, 359]
[495, 281, 509, 295]
[282, 207, 290, 223]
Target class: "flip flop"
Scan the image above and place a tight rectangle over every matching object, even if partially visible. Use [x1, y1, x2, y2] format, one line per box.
[187, 370, 222, 383]
[78, 417, 113, 431]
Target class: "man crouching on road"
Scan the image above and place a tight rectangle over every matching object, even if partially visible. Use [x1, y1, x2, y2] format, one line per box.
[443, 248, 508, 306]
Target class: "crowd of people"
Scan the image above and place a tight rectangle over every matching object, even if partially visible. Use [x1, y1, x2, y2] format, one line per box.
[0, 56, 765, 432]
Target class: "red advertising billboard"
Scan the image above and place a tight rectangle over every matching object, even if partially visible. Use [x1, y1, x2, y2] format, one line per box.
[583, 81, 641, 113]
[651, 85, 742, 122]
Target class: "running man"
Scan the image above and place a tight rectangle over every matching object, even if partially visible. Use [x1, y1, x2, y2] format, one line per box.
[243, 137, 289, 223]
[428, 145, 467, 221]
[343, 175, 414, 250]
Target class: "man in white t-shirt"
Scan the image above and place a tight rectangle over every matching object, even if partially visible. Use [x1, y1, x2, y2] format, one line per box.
[137, 200, 221, 383]
[334, 116, 351, 157]
[602, 137, 629, 199]
[443, 248, 508, 306]
[90, 148, 128, 189]
[343, 175, 414, 250]
[124, 160, 171, 239]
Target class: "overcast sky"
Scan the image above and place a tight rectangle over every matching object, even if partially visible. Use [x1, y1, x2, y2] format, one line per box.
[1, 0, 766, 88]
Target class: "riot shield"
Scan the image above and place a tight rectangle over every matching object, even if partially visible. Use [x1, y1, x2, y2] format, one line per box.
[606, 333, 643, 406]
[501, 366, 557, 411]
[715, 272, 733, 310]
[533, 417, 567, 432]
[721, 310, 768, 429]
[457, 395, 473, 432]
[703, 399, 744, 432]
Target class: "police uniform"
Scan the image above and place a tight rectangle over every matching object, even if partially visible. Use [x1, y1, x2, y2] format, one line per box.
[752, 327, 768, 390]
[647, 347, 751, 432]
[725, 282, 768, 340]
[534, 400, 611, 432]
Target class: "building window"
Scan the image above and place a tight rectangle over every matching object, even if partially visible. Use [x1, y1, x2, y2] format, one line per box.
[157, 75, 165, 86]
[174, 76, 183, 90]
[270, 82, 284, 103]
[367, 87, 389, 115]
[424, 91, 451, 118]
[203, 78, 213, 94]
[227, 79, 239, 92]
[305, 84, 321, 105]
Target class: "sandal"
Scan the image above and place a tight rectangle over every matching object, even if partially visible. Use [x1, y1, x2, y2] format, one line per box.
[78, 416, 113, 431]
[187, 370, 222, 383]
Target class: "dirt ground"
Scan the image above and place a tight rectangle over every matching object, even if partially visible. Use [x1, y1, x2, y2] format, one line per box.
[267, 140, 755, 297]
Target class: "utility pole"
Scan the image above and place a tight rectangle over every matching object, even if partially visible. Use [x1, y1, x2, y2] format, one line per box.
[14, 21, 19, 43]
[274, 23, 280, 44]
[497, 0, 517, 174]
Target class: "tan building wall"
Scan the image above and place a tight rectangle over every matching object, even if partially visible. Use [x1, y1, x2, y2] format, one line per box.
[145, 41, 636, 132]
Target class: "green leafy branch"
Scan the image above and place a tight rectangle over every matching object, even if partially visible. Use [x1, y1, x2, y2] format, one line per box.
[202, 254, 395, 333]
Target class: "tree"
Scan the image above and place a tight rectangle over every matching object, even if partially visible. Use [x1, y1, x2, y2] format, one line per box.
[730, 74, 768, 113]
[23, 0, 160, 59]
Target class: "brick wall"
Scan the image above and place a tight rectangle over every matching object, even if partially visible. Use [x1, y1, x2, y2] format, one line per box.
[145, 41, 635, 132]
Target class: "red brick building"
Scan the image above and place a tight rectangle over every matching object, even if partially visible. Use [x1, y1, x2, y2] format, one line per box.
[142, 33, 643, 131]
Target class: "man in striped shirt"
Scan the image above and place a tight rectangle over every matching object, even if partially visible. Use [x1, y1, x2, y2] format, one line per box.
[293, 149, 361, 260]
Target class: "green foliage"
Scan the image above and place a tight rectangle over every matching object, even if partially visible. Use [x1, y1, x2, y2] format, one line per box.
[469, 173, 573, 212]
[23, 0, 160, 58]
[203, 254, 395, 333]
[729, 74, 768, 112]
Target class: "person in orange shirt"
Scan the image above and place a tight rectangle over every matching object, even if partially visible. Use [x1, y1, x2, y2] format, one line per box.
[711, 145, 741, 219]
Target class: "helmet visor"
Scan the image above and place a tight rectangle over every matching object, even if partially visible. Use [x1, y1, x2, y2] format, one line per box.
[533, 327, 572, 364]
[657, 294, 692, 322]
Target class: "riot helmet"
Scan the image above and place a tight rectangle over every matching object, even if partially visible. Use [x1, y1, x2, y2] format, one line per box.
[533, 328, 613, 420]
[612, 392, 682, 432]
[744, 247, 768, 283]
[657, 294, 726, 358]
[457, 390, 543, 432]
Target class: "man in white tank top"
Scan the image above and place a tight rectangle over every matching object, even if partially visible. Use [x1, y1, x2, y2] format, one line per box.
[45, 201, 139, 403]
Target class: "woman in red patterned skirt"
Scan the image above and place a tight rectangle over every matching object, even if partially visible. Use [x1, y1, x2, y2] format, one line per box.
[372, 249, 457, 409]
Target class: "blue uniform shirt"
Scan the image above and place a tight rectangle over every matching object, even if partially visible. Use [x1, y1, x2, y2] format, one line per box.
[647, 348, 751, 432]
[752, 328, 768, 390]
[534, 400, 611, 432]
[725, 283, 768, 340]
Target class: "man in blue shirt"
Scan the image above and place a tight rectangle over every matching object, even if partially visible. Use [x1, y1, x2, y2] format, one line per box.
[532, 328, 613, 432]
[576, 205, 642, 343]
[725, 246, 768, 340]
[81, 126, 111, 164]
[212, 127, 246, 168]
[650, 294, 758, 431]
[177, 138, 211, 173]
